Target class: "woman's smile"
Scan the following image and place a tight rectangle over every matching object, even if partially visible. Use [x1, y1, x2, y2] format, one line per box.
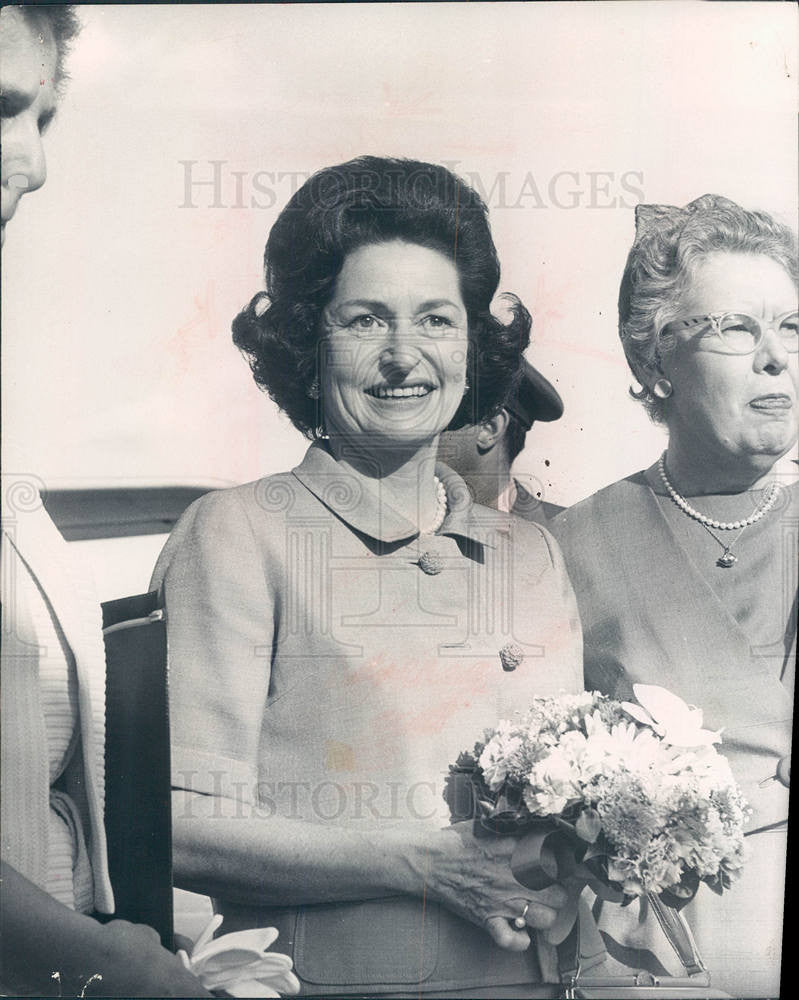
[365, 383, 436, 400]
[321, 240, 469, 444]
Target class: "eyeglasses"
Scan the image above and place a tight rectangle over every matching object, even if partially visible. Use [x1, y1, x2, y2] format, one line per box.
[660, 310, 799, 355]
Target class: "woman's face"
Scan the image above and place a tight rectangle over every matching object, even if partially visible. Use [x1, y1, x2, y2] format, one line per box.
[319, 240, 469, 450]
[658, 252, 798, 468]
[0, 9, 57, 246]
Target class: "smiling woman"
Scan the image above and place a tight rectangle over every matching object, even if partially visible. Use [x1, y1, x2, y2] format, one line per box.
[319, 240, 469, 447]
[231, 155, 526, 443]
[150, 156, 589, 997]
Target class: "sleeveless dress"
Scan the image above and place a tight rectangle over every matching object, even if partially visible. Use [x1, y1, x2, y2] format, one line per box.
[551, 465, 795, 998]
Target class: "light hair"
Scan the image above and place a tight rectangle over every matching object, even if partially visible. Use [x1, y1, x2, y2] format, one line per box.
[619, 194, 798, 423]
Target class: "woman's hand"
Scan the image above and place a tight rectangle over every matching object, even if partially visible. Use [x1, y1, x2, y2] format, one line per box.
[403, 821, 568, 951]
[86, 919, 213, 997]
[0, 862, 211, 997]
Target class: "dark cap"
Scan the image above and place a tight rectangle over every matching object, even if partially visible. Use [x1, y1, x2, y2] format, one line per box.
[504, 358, 563, 428]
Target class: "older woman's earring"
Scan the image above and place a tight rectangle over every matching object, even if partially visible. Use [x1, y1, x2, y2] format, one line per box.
[652, 378, 673, 399]
[307, 378, 321, 400]
[314, 425, 329, 440]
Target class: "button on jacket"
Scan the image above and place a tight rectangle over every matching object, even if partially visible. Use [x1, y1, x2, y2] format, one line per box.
[151, 443, 584, 995]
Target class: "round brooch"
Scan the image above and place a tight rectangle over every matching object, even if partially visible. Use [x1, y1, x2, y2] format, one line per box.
[499, 642, 524, 672]
[418, 551, 445, 575]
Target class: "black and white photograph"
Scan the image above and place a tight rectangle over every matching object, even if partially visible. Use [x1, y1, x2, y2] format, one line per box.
[1, 2, 795, 998]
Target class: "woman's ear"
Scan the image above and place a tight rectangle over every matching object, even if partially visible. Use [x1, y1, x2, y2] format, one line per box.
[476, 410, 510, 452]
[632, 353, 666, 396]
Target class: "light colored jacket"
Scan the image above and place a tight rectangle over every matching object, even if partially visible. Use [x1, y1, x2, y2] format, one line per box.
[152, 444, 585, 994]
[1, 474, 114, 914]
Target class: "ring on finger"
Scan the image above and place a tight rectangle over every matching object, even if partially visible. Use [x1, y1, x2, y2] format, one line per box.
[512, 902, 530, 929]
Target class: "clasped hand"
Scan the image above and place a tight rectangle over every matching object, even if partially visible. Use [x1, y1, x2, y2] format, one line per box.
[419, 822, 568, 952]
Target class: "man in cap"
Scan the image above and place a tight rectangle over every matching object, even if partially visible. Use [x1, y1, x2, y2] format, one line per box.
[438, 358, 564, 526]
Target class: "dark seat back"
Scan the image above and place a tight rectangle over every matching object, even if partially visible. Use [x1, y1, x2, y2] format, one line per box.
[102, 591, 173, 948]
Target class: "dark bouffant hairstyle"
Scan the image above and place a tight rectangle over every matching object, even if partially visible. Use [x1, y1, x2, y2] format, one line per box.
[20, 5, 81, 84]
[232, 156, 531, 438]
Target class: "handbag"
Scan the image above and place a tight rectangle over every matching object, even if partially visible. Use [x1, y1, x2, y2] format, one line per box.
[560, 893, 729, 999]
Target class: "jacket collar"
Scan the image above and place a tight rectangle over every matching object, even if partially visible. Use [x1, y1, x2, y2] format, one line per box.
[291, 441, 502, 547]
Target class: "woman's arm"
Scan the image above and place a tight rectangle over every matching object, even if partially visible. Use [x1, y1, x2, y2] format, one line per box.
[157, 490, 567, 951]
[0, 862, 211, 997]
[173, 791, 566, 952]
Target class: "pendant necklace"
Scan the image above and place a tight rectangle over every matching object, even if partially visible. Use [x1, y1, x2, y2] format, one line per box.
[658, 453, 779, 568]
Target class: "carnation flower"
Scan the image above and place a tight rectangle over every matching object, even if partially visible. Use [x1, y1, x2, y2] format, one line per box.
[524, 746, 584, 815]
[478, 722, 526, 789]
[595, 772, 666, 855]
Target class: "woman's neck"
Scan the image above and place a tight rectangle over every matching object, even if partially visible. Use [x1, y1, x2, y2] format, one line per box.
[664, 434, 785, 496]
[327, 435, 442, 526]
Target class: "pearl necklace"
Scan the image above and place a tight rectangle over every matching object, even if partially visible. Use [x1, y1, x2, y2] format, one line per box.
[420, 475, 448, 535]
[657, 452, 779, 567]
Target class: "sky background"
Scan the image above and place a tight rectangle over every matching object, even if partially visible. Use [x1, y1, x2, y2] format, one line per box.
[3, 2, 797, 579]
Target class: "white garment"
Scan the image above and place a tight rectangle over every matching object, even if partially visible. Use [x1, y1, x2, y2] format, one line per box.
[1, 473, 114, 913]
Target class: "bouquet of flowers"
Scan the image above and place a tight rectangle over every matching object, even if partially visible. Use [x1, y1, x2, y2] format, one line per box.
[447, 685, 749, 989]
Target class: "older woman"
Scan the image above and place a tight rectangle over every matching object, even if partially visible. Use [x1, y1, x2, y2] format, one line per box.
[551, 195, 797, 998]
[150, 157, 588, 997]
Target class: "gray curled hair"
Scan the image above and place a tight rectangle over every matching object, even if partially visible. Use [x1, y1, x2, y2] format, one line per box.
[618, 194, 798, 423]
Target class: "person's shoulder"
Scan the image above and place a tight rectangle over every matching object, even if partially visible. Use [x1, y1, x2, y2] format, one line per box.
[470, 498, 562, 567]
[151, 471, 301, 590]
[551, 470, 649, 530]
[156, 472, 299, 563]
[179, 470, 302, 528]
[511, 480, 563, 526]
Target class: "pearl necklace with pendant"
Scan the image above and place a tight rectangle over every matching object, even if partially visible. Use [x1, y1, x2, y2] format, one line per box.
[658, 453, 779, 568]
